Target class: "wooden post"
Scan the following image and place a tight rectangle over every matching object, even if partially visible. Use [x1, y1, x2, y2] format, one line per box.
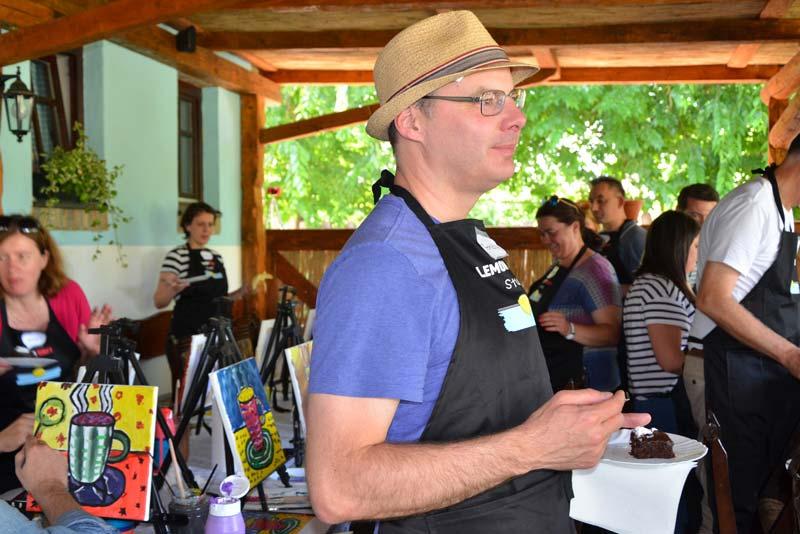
[241, 94, 271, 319]
[0, 149, 4, 215]
[769, 97, 790, 164]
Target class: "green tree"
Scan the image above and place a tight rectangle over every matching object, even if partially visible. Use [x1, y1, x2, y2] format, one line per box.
[264, 83, 767, 227]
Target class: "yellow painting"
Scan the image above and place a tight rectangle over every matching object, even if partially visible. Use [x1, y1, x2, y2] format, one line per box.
[284, 341, 313, 435]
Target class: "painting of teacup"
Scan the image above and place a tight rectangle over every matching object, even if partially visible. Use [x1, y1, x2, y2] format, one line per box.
[68, 411, 130, 485]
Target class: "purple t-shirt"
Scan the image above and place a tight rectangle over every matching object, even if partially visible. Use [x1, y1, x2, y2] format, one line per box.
[309, 195, 460, 442]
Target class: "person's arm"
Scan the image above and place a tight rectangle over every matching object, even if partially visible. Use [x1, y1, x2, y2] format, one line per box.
[647, 324, 685, 373]
[153, 272, 189, 309]
[307, 389, 649, 524]
[697, 260, 800, 378]
[0, 414, 34, 452]
[538, 306, 620, 346]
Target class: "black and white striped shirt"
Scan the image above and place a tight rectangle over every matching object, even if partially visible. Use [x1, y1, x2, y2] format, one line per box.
[160, 244, 225, 300]
[623, 273, 695, 397]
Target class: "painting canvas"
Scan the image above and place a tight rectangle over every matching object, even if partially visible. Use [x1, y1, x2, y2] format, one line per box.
[244, 512, 315, 533]
[284, 341, 313, 436]
[210, 358, 286, 487]
[27, 381, 158, 521]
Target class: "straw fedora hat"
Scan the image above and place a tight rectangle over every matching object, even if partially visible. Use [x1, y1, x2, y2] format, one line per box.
[366, 10, 539, 141]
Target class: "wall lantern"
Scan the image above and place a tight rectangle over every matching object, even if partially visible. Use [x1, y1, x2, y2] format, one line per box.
[1, 67, 34, 142]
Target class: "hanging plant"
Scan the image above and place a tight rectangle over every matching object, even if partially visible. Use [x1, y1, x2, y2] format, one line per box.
[40, 123, 132, 266]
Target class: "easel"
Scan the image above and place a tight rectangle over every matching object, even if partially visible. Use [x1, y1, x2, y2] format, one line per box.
[81, 318, 189, 534]
[158, 301, 291, 513]
[259, 286, 306, 466]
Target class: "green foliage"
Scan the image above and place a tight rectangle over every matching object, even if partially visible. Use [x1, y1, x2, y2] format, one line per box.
[40, 123, 132, 265]
[264, 83, 767, 227]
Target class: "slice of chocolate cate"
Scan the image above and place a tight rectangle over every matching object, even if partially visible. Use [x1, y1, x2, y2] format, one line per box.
[629, 426, 675, 459]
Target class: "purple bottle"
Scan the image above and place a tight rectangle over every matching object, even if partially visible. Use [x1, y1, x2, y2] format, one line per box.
[205, 496, 245, 534]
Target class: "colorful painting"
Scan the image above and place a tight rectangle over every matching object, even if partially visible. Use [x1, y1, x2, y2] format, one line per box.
[210, 359, 286, 487]
[27, 381, 158, 521]
[244, 512, 314, 533]
[284, 341, 313, 436]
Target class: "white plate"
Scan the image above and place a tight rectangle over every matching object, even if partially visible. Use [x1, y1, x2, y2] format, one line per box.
[602, 432, 707, 467]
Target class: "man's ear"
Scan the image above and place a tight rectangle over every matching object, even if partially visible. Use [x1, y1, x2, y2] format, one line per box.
[617, 195, 626, 210]
[394, 106, 426, 143]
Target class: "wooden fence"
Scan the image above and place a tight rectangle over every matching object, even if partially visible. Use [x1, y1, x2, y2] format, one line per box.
[263, 227, 552, 323]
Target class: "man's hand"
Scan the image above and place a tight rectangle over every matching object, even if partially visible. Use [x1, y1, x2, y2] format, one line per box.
[0, 414, 35, 453]
[520, 389, 650, 471]
[538, 311, 569, 336]
[16, 436, 81, 524]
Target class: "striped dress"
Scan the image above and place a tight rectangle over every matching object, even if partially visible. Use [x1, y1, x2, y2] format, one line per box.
[623, 273, 695, 397]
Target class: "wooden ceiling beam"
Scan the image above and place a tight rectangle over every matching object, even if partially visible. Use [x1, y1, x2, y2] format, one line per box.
[267, 65, 779, 86]
[762, 50, 800, 103]
[28, 0, 281, 102]
[260, 104, 377, 144]
[530, 47, 560, 81]
[0, 1, 54, 26]
[768, 93, 800, 149]
[727, 0, 794, 69]
[231, 0, 728, 9]
[198, 19, 800, 50]
[0, 0, 245, 66]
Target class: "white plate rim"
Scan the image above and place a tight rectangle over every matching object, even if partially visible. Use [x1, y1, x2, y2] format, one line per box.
[601, 431, 708, 467]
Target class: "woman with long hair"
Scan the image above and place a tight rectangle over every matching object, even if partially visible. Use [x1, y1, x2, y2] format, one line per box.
[529, 196, 622, 391]
[623, 210, 700, 431]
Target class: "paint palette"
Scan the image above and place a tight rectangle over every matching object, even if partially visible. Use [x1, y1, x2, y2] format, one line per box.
[5, 357, 61, 386]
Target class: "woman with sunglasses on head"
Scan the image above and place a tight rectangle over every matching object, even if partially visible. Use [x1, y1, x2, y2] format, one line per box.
[0, 214, 111, 491]
[529, 196, 623, 392]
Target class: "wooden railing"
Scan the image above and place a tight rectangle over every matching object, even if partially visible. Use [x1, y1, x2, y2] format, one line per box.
[263, 227, 552, 319]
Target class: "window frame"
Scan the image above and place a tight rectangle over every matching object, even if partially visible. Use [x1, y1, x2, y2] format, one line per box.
[178, 81, 203, 202]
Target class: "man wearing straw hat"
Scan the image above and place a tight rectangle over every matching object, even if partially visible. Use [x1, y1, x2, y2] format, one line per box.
[306, 11, 648, 532]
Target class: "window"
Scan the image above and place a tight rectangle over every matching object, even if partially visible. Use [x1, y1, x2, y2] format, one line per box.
[178, 81, 203, 203]
[31, 49, 83, 202]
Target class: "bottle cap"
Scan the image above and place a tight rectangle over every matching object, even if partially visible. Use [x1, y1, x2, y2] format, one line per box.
[208, 496, 241, 517]
[219, 474, 250, 499]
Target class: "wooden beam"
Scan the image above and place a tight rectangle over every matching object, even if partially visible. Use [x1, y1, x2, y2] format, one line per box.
[518, 68, 559, 87]
[241, 94, 270, 318]
[760, 0, 795, 18]
[198, 19, 800, 50]
[0, 1, 53, 26]
[260, 105, 377, 144]
[0, 0, 245, 66]
[232, 0, 728, 9]
[727, 44, 761, 69]
[235, 51, 278, 73]
[267, 65, 779, 86]
[769, 97, 789, 164]
[762, 50, 800, 103]
[727, 0, 793, 69]
[267, 69, 373, 85]
[273, 252, 318, 307]
[769, 95, 800, 151]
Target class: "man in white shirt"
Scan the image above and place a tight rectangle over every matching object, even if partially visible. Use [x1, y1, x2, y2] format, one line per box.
[692, 142, 800, 532]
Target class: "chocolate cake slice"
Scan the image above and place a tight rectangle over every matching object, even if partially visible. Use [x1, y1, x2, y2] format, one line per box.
[629, 427, 675, 459]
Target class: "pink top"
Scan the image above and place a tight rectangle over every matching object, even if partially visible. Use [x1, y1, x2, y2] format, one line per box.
[0, 280, 91, 342]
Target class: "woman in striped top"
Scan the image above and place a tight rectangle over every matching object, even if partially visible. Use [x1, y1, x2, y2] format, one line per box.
[623, 210, 699, 433]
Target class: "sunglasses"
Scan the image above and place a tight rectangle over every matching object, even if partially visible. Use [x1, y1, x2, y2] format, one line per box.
[541, 196, 581, 213]
[0, 215, 41, 234]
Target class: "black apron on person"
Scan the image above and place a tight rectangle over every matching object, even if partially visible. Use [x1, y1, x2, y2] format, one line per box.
[169, 246, 229, 338]
[703, 165, 800, 532]
[372, 171, 573, 534]
[0, 299, 81, 492]
[599, 220, 637, 286]
[528, 247, 588, 391]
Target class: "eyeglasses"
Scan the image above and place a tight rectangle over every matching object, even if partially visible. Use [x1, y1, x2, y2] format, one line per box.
[0, 215, 40, 234]
[422, 88, 526, 117]
[541, 195, 581, 213]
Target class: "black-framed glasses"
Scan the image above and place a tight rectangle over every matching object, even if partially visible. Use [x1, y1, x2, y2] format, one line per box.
[422, 88, 526, 117]
[0, 215, 40, 234]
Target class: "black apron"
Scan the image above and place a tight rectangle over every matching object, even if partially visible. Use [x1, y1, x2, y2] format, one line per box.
[373, 171, 573, 534]
[170, 246, 229, 337]
[528, 247, 588, 391]
[599, 220, 637, 285]
[0, 299, 81, 492]
[703, 166, 800, 532]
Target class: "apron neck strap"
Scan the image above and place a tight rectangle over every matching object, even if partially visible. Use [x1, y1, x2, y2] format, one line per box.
[754, 164, 786, 227]
[372, 170, 437, 227]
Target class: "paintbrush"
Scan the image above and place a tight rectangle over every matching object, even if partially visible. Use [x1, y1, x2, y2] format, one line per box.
[169, 439, 187, 499]
[201, 464, 218, 495]
[173, 380, 181, 417]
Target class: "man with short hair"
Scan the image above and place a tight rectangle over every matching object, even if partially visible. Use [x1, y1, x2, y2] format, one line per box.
[693, 144, 800, 531]
[677, 183, 719, 226]
[589, 176, 646, 293]
[306, 11, 648, 532]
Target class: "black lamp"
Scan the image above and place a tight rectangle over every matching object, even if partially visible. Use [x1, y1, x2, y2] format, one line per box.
[1, 67, 34, 142]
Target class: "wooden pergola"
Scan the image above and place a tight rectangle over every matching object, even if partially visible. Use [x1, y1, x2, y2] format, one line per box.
[4, 0, 800, 317]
